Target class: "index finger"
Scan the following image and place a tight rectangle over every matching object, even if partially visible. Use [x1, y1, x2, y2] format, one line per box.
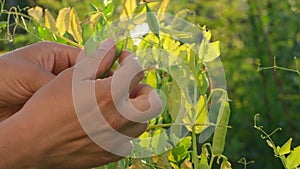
[5, 41, 81, 75]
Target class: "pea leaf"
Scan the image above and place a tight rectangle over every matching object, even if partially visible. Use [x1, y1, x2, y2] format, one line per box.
[146, 3, 160, 36]
[157, 0, 170, 15]
[221, 160, 232, 169]
[129, 159, 148, 169]
[146, 70, 158, 88]
[120, 0, 137, 18]
[153, 153, 172, 169]
[180, 160, 193, 169]
[68, 8, 83, 43]
[286, 145, 300, 169]
[199, 38, 221, 62]
[27, 6, 43, 22]
[44, 9, 57, 31]
[182, 96, 208, 134]
[278, 138, 292, 156]
[56, 7, 70, 35]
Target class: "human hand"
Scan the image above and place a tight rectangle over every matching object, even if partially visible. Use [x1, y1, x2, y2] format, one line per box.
[0, 42, 81, 122]
[0, 39, 162, 169]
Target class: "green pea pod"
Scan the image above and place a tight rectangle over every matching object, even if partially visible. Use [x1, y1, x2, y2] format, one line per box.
[145, 3, 160, 36]
[212, 100, 231, 156]
[99, 39, 123, 79]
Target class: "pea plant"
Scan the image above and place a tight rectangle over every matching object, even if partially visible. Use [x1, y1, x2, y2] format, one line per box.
[1, 0, 234, 168]
[254, 114, 300, 169]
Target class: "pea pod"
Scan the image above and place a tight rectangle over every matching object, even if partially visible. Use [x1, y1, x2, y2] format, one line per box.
[145, 3, 160, 36]
[212, 100, 231, 156]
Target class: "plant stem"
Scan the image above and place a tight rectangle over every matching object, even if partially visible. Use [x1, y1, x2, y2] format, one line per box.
[192, 125, 199, 169]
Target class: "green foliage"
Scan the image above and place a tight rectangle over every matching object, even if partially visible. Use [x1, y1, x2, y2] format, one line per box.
[1, 0, 300, 169]
[254, 114, 300, 169]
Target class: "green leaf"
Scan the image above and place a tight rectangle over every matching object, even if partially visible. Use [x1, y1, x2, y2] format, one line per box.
[37, 26, 52, 40]
[68, 8, 83, 43]
[0, 21, 6, 33]
[286, 145, 300, 169]
[145, 3, 160, 36]
[56, 7, 70, 35]
[103, 3, 114, 19]
[167, 80, 181, 121]
[169, 137, 191, 164]
[278, 138, 292, 156]
[88, 3, 99, 12]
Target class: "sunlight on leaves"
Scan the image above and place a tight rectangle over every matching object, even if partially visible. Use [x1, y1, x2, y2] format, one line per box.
[28, 6, 43, 22]
[56, 7, 70, 35]
[45, 9, 57, 31]
[68, 8, 83, 43]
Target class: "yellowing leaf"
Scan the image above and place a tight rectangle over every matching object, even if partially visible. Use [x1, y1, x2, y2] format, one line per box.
[28, 6, 43, 22]
[211, 41, 221, 57]
[89, 12, 102, 29]
[120, 0, 137, 18]
[199, 38, 221, 62]
[221, 160, 232, 169]
[129, 159, 148, 169]
[152, 153, 172, 169]
[44, 9, 57, 31]
[68, 8, 83, 43]
[146, 70, 157, 88]
[180, 160, 193, 169]
[56, 7, 70, 35]
[278, 138, 292, 156]
[183, 96, 208, 134]
[157, 0, 170, 15]
[286, 145, 300, 169]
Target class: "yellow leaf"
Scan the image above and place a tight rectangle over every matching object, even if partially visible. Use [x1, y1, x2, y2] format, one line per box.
[89, 12, 102, 30]
[145, 70, 157, 88]
[44, 9, 57, 31]
[68, 8, 83, 43]
[120, 0, 137, 18]
[183, 96, 208, 134]
[211, 41, 221, 57]
[152, 154, 172, 169]
[56, 7, 70, 35]
[157, 0, 170, 15]
[129, 159, 149, 169]
[28, 6, 43, 22]
[180, 160, 193, 169]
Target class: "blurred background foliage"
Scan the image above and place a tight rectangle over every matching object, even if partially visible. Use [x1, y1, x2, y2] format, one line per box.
[1, 0, 300, 168]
